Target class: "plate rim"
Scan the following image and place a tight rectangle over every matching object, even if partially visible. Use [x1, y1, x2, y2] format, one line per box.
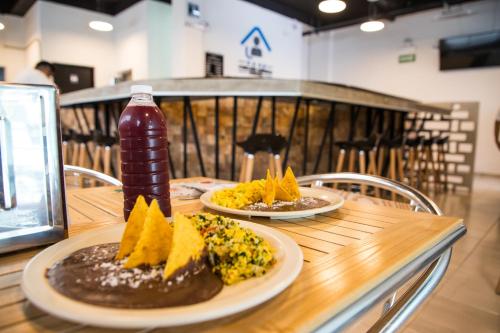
[21, 219, 303, 328]
[200, 186, 344, 218]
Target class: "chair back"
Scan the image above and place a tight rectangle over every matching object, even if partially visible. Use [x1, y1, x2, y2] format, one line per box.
[237, 134, 288, 182]
[237, 134, 287, 154]
[297, 172, 441, 214]
[64, 165, 122, 189]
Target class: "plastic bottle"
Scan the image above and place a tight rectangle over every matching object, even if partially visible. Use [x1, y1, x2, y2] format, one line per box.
[118, 85, 171, 220]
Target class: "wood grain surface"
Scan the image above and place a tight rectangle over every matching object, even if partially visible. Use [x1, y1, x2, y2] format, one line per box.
[0, 178, 464, 333]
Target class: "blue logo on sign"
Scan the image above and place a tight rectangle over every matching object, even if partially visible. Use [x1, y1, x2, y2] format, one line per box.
[241, 26, 271, 59]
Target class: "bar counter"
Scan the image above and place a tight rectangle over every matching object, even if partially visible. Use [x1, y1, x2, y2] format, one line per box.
[60, 78, 448, 114]
[59, 78, 450, 181]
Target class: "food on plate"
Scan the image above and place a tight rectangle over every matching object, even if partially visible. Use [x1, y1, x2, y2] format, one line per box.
[210, 167, 330, 212]
[280, 167, 300, 200]
[191, 213, 275, 285]
[262, 170, 276, 206]
[164, 213, 207, 280]
[124, 199, 173, 268]
[115, 195, 148, 260]
[46, 198, 275, 308]
[274, 177, 294, 202]
[211, 179, 265, 209]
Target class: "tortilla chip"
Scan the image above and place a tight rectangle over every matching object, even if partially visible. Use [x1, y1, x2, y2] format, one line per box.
[274, 177, 294, 201]
[164, 213, 206, 280]
[124, 199, 173, 268]
[116, 195, 148, 260]
[262, 169, 276, 206]
[281, 167, 300, 200]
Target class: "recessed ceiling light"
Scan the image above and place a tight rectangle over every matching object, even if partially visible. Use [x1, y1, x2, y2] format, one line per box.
[0, 22, 5, 31]
[89, 20, 113, 32]
[318, 0, 346, 14]
[360, 20, 385, 32]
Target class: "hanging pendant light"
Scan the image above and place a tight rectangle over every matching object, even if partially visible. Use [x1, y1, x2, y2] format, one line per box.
[89, 21, 113, 32]
[89, 0, 113, 32]
[318, 0, 346, 14]
[360, 0, 385, 32]
[360, 20, 384, 32]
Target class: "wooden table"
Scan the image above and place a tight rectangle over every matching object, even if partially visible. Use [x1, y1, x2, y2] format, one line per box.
[0, 178, 465, 332]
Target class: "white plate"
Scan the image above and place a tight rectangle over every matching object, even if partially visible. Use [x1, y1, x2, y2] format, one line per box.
[22, 220, 302, 329]
[200, 187, 344, 219]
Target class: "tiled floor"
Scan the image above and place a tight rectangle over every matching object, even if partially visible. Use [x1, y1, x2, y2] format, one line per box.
[345, 175, 500, 332]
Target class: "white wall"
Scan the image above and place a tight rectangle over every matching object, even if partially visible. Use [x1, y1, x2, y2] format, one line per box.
[114, 1, 150, 80]
[0, 14, 27, 81]
[2, 0, 301, 81]
[304, 0, 500, 175]
[1, 0, 172, 85]
[147, 0, 172, 79]
[168, 0, 303, 78]
[203, 0, 303, 79]
[170, 0, 205, 78]
[38, 1, 116, 87]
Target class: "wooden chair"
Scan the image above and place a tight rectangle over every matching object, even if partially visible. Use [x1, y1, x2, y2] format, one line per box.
[237, 134, 287, 182]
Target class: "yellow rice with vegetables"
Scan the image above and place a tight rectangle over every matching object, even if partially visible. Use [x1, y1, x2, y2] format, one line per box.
[191, 213, 275, 285]
[210, 180, 265, 209]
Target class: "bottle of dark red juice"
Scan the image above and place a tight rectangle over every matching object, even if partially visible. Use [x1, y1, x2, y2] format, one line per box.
[118, 85, 171, 220]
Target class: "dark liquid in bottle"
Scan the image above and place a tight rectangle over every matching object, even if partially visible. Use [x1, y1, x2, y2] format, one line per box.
[118, 100, 171, 220]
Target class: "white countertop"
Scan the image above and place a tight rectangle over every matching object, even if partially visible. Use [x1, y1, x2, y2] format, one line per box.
[60, 78, 449, 114]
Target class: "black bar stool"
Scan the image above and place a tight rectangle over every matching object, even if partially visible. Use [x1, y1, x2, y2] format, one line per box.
[334, 135, 381, 195]
[405, 136, 424, 188]
[237, 134, 287, 182]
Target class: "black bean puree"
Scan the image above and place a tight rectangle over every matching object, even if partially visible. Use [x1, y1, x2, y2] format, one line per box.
[245, 197, 331, 212]
[45, 243, 222, 309]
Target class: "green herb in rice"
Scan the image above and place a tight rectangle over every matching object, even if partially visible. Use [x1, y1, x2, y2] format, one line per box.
[190, 213, 275, 285]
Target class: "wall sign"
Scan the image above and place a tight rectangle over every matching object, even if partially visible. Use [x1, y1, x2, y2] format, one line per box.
[206, 52, 223, 77]
[399, 54, 416, 63]
[238, 26, 273, 77]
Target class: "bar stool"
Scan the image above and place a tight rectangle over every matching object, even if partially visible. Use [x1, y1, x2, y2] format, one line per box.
[436, 136, 449, 193]
[420, 137, 439, 194]
[91, 131, 117, 174]
[334, 137, 380, 195]
[237, 134, 287, 182]
[61, 129, 76, 165]
[377, 136, 405, 201]
[405, 137, 423, 188]
[70, 133, 93, 167]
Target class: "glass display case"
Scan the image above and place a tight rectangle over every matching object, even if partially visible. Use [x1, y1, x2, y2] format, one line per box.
[0, 83, 67, 253]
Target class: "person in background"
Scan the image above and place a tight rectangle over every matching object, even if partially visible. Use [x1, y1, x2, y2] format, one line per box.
[14, 61, 55, 86]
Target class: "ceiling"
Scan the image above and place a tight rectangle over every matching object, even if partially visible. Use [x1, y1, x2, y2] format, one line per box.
[1, 0, 480, 33]
[243, 0, 481, 34]
[0, 0, 170, 16]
